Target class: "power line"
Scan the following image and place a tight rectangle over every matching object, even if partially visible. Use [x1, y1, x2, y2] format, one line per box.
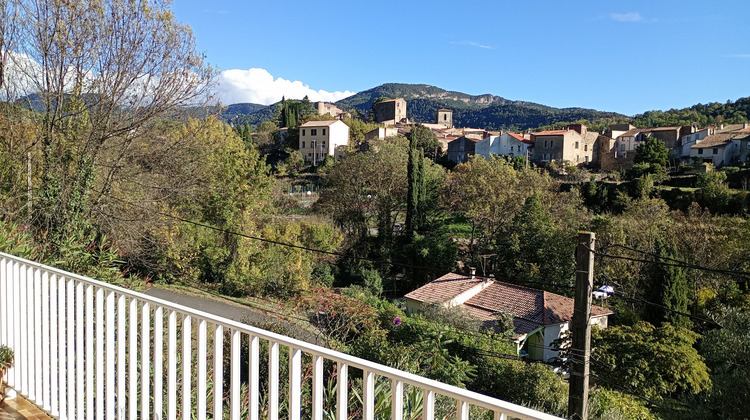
[592, 243, 750, 281]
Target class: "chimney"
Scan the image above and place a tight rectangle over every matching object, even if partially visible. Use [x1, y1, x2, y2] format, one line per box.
[469, 267, 476, 279]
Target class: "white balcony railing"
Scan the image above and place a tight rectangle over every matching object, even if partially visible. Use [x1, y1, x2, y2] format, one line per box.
[0, 252, 564, 420]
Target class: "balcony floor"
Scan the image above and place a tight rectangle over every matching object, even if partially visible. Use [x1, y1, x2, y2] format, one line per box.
[0, 395, 51, 420]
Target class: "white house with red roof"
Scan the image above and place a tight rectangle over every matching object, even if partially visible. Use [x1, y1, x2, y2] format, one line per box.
[404, 272, 612, 361]
[475, 132, 534, 160]
[299, 120, 350, 163]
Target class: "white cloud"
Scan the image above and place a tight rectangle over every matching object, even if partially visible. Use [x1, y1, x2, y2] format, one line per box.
[610, 12, 644, 22]
[450, 41, 495, 50]
[726, 53, 750, 59]
[217, 68, 355, 105]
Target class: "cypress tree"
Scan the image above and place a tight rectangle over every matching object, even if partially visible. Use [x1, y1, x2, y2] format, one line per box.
[644, 236, 692, 328]
[405, 136, 419, 233]
[416, 147, 427, 229]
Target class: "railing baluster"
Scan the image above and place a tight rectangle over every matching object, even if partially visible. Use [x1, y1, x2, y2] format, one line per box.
[76, 281, 85, 420]
[363, 370, 374, 420]
[42, 271, 51, 412]
[230, 329, 240, 420]
[268, 341, 279, 420]
[336, 362, 348, 420]
[96, 288, 104, 420]
[168, 310, 177, 420]
[249, 335, 259, 420]
[312, 354, 323, 420]
[58, 275, 67, 420]
[422, 388, 435, 420]
[182, 315, 192, 420]
[289, 347, 301, 420]
[106, 291, 116, 420]
[494, 410, 507, 420]
[118, 294, 127, 420]
[86, 285, 94, 420]
[0, 257, 6, 349]
[154, 307, 164, 420]
[457, 400, 469, 420]
[67, 278, 75, 420]
[50, 274, 59, 417]
[213, 325, 223, 420]
[129, 298, 138, 420]
[391, 379, 403, 420]
[141, 302, 150, 419]
[12, 261, 20, 390]
[34, 268, 43, 404]
[19, 264, 27, 395]
[196, 319, 206, 420]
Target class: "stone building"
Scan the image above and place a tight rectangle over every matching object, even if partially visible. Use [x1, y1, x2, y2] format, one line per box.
[314, 102, 347, 119]
[530, 124, 597, 166]
[372, 98, 407, 125]
[435, 108, 453, 129]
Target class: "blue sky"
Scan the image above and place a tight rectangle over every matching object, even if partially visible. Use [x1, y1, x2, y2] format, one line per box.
[173, 0, 750, 116]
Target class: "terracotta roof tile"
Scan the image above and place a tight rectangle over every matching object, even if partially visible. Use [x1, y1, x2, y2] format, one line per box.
[404, 272, 483, 303]
[300, 120, 341, 127]
[533, 130, 567, 136]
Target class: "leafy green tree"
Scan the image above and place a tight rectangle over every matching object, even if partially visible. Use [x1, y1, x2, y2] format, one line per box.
[634, 137, 669, 167]
[407, 124, 441, 159]
[592, 322, 711, 401]
[700, 307, 750, 420]
[696, 170, 733, 213]
[445, 156, 553, 259]
[495, 195, 576, 292]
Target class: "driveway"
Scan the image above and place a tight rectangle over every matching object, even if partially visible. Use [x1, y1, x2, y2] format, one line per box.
[144, 286, 319, 344]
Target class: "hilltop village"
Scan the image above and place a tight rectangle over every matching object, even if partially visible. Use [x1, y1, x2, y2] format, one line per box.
[295, 98, 750, 171]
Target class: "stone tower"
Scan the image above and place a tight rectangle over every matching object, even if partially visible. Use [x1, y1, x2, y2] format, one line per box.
[435, 108, 453, 129]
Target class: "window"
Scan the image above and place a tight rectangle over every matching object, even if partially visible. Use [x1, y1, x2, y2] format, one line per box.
[585, 156, 589, 163]
[444, 114, 448, 121]
[322, 141, 326, 147]
[302, 141, 305, 148]
[545, 140, 548, 148]
[713, 148, 719, 155]
[620, 144, 625, 151]
[308, 153, 312, 157]
[311, 129, 317, 136]
[577, 155, 580, 162]
[584, 145, 588, 151]
[550, 140, 554, 147]
[302, 129, 305, 136]
[311, 140, 316, 148]
[575, 142, 579, 149]
[698, 149, 703, 155]
[322, 129, 326, 135]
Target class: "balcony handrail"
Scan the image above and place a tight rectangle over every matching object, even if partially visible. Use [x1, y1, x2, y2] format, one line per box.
[0, 251, 564, 420]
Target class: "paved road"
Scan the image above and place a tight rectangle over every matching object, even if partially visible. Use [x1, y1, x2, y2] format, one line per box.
[144, 286, 319, 344]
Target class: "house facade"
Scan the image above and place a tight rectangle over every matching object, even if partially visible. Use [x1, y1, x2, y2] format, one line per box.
[530, 124, 597, 166]
[299, 120, 350, 163]
[405, 272, 612, 362]
[447, 136, 480, 164]
[475, 132, 533, 160]
[372, 98, 407, 125]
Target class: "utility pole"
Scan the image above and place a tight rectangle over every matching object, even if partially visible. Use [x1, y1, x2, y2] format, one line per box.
[568, 231, 595, 420]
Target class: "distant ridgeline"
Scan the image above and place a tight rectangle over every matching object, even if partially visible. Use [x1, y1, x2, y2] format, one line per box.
[21, 84, 747, 130]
